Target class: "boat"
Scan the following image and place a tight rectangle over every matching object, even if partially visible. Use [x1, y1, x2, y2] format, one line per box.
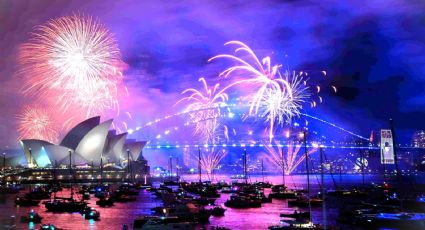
[192, 197, 216, 206]
[211, 227, 231, 230]
[253, 181, 273, 188]
[224, 194, 261, 208]
[96, 197, 114, 207]
[82, 192, 90, 200]
[151, 203, 211, 223]
[268, 220, 338, 230]
[113, 194, 137, 202]
[81, 207, 100, 220]
[15, 196, 40, 206]
[280, 211, 310, 220]
[26, 187, 52, 200]
[39, 224, 63, 230]
[44, 198, 87, 213]
[20, 210, 42, 223]
[133, 216, 193, 230]
[269, 185, 299, 199]
[269, 190, 299, 199]
[255, 190, 272, 203]
[118, 183, 140, 196]
[210, 206, 226, 216]
[327, 188, 368, 198]
[288, 196, 323, 207]
[269, 220, 316, 229]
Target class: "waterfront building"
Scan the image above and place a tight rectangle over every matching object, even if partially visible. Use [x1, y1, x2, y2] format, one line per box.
[1, 116, 150, 183]
[412, 130, 425, 148]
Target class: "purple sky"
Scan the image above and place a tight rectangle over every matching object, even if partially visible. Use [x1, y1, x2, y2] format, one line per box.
[1, 0, 425, 149]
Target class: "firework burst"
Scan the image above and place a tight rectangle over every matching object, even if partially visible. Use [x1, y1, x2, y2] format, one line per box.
[263, 142, 317, 175]
[210, 41, 337, 139]
[194, 148, 227, 180]
[209, 41, 311, 139]
[17, 106, 59, 143]
[259, 71, 310, 138]
[177, 78, 228, 144]
[19, 14, 122, 117]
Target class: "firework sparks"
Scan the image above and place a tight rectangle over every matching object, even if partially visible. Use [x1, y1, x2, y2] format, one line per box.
[209, 41, 310, 139]
[259, 71, 310, 138]
[19, 14, 122, 117]
[176, 77, 228, 144]
[195, 148, 227, 180]
[17, 106, 59, 143]
[263, 142, 317, 175]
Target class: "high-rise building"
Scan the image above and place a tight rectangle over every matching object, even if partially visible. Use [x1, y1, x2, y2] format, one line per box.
[412, 130, 425, 147]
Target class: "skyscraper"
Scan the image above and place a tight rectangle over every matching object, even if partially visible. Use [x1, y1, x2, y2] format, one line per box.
[412, 130, 425, 147]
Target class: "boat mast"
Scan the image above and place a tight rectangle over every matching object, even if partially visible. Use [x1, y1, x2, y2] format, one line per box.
[261, 158, 264, 183]
[303, 131, 312, 223]
[244, 149, 248, 184]
[281, 151, 285, 186]
[176, 157, 179, 180]
[320, 146, 327, 229]
[169, 155, 173, 181]
[68, 150, 74, 200]
[198, 147, 202, 183]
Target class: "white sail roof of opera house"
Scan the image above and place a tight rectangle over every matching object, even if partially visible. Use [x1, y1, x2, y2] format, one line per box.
[19, 116, 147, 167]
[125, 141, 147, 161]
[105, 133, 128, 164]
[75, 119, 113, 165]
[20, 139, 53, 167]
[60, 116, 101, 149]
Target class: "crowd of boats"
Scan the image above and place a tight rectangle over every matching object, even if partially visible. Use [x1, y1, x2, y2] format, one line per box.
[129, 178, 425, 229]
[2, 177, 425, 229]
[1, 182, 147, 229]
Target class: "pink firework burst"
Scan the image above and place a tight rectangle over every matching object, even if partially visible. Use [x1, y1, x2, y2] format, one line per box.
[19, 14, 123, 117]
[17, 106, 59, 143]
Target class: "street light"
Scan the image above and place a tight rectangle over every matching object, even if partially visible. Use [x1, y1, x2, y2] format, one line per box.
[28, 148, 33, 168]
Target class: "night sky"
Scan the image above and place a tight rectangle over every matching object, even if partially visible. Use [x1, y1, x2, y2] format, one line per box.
[1, 0, 425, 149]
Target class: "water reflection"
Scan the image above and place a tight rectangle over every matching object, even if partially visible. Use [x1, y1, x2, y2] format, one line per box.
[0, 174, 391, 229]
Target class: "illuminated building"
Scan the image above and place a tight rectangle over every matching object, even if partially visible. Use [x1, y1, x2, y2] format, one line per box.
[412, 130, 425, 148]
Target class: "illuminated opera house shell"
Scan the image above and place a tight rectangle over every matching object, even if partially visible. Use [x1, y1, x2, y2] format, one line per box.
[20, 116, 146, 167]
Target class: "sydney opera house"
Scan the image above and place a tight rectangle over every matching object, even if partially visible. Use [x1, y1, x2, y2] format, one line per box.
[4, 116, 150, 182]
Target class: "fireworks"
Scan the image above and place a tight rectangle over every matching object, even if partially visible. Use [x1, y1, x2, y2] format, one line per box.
[259, 71, 310, 138]
[17, 106, 59, 143]
[195, 148, 227, 180]
[19, 14, 122, 117]
[264, 142, 317, 175]
[209, 41, 310, 139]
[177, 78, 228, 144]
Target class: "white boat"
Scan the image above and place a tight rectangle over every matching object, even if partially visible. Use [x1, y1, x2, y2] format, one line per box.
[133, 216, 194, 230]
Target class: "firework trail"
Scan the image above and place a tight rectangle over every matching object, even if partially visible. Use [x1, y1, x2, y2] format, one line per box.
[194, 148, 227, 181]
[259, 71, 310, 137]
[210, 41, 337, 139]
[263, 142, 317, 175]
[19, 14, 122, 118]
[17, 106, 59, 143]
[209, 41, 310, 139]
[176, 77, 228, 144]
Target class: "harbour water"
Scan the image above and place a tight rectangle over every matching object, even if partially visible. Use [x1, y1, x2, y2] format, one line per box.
[0, 174, 415, 229]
